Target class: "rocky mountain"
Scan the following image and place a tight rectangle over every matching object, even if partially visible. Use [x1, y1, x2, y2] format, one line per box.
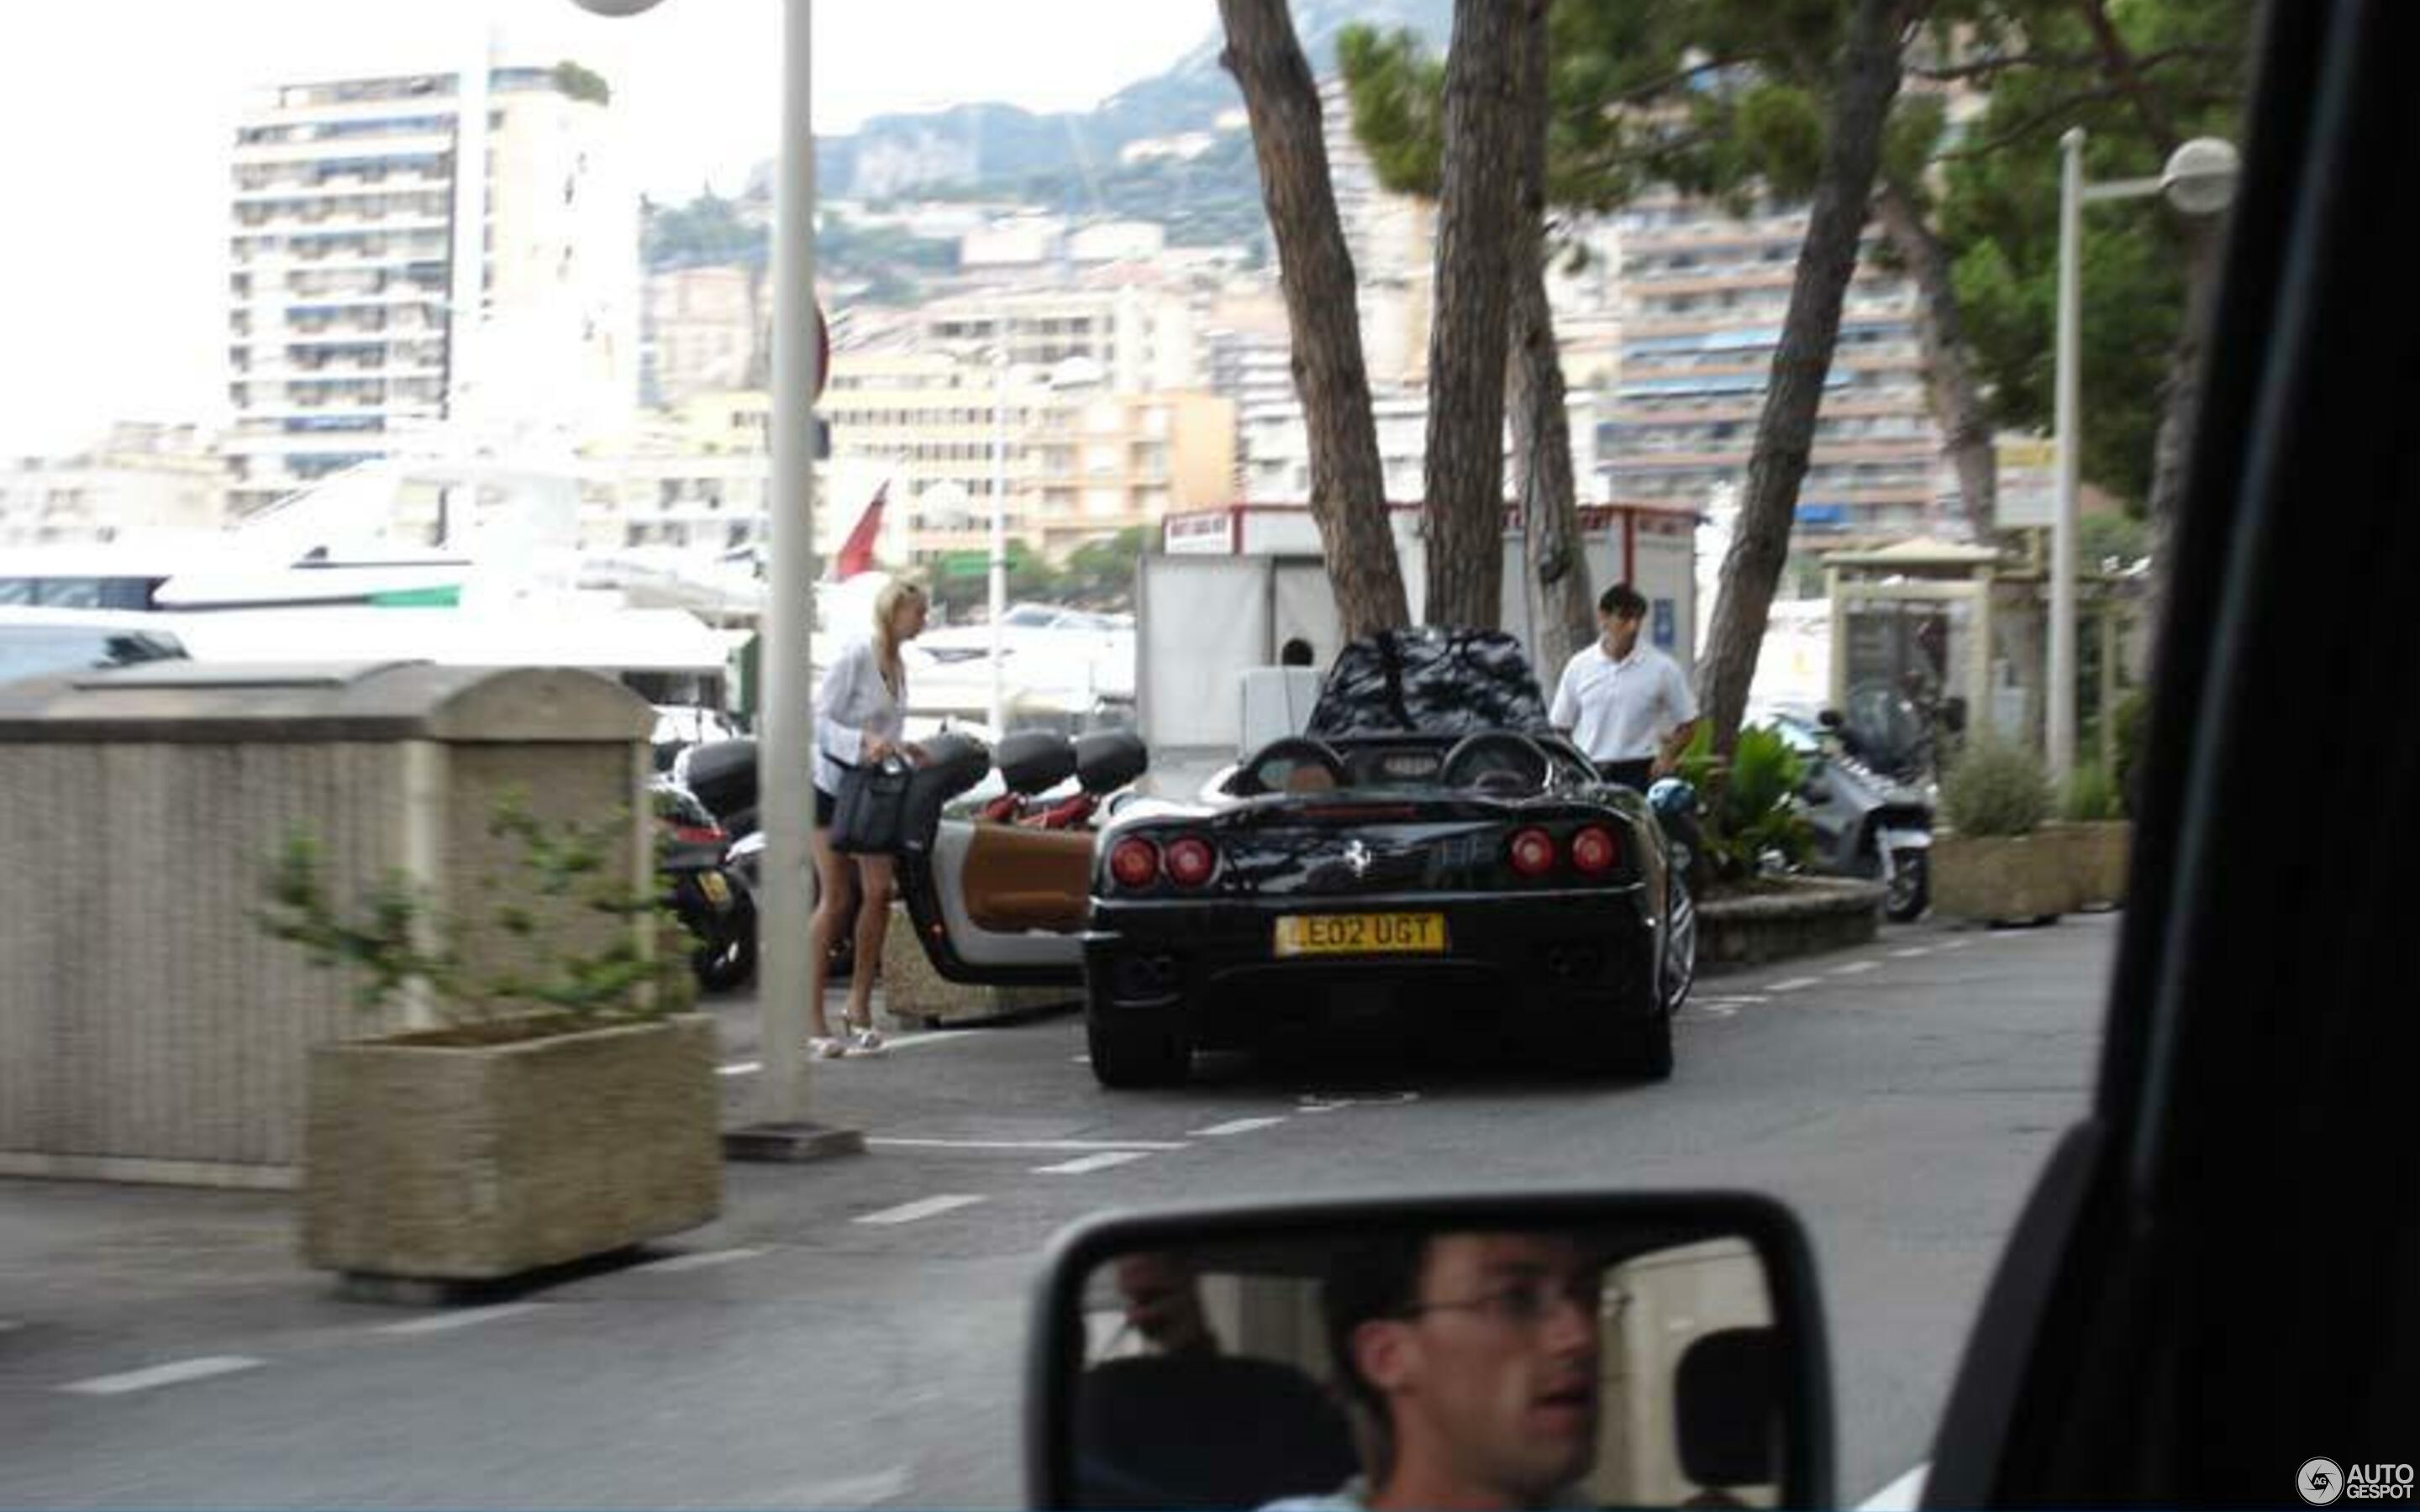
[818, 0, 1450, 203]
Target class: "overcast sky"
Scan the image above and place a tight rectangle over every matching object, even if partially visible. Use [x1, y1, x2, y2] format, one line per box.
[0, 1, 1216, 458]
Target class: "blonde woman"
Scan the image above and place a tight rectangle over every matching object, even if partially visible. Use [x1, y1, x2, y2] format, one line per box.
[810, 577, 929, 1058]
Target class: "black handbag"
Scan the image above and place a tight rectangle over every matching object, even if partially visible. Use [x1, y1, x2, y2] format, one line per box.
[828, 757, 913, 854]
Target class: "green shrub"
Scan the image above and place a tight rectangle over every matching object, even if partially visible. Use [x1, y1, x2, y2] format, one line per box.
[1942, 739, 2054, 837]
[259, 794, 694, 1033]
[2061, 763, 2124, 822]
[1677, 723, 1812, 879]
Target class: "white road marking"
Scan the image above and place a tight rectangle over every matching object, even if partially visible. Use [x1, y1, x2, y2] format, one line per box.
[869, 1137, 1189, 1152]
[0, 1320, 24, 1333]
[1191, 1116, 1287, 1137]
[1767, 977, 1821, 993]
[855, 1194, 986, 1226]
[776, 1467, 912, 1507]
[881, 1031, 978, 1050]
[1034, 1151, 1152, 1175]
[718, 1030, 976, 1079]
[1860, 1462, 1930, 1511]
[1891, 947, 1933, 959]
[1938, 939, 1973, 951]
[372, 1303, 548, 1336]
[634, 1247, 767, 1274]
[1831, 960, 1881, 975]
[62, 1356, 264, 1395]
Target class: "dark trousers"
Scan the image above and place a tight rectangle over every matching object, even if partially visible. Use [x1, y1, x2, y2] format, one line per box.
[1596, 759, 1656, 792]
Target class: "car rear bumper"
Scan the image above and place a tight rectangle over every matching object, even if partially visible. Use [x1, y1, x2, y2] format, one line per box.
[1085, 890, 1660, 1044]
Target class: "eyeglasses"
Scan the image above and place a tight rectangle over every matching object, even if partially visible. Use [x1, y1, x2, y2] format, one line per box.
[1402, 1278, 1623, 1330]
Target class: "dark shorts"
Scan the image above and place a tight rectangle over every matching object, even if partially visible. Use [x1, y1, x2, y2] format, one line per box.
[814, 787, 837, 827]
[1595, 759, 1656, 792]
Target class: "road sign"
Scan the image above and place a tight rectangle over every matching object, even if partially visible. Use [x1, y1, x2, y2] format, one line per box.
[1998, 436, 2058, 528]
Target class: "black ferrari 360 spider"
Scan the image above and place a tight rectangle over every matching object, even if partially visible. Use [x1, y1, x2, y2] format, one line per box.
[1077, 627, 1698, 1087]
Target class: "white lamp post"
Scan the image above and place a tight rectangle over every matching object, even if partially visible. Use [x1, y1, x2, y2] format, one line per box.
[990, 348, 1009, 739]
[2050, 129, 2238, 782]
[570, 0, 836, 1146]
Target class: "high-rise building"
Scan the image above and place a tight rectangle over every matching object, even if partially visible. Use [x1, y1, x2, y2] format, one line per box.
[1320, 75, 1436, 386]
[1598, 194, 1945, 543]
[224, 61, 637, 516]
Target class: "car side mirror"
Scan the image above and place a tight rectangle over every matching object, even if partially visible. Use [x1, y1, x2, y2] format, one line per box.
[1817, 709, 1845, 730]
[1025, 1192, 1833, 1511]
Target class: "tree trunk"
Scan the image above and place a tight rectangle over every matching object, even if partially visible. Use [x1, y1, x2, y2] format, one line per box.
[2138, 215, 2223, 687]
[1218, 0, 1411, 640]
[1419, 0, 1528, 632]
[1697, 0, 1918, 751]
[1506, 0, 1595, 675]
[1874, 180, 1996, 537]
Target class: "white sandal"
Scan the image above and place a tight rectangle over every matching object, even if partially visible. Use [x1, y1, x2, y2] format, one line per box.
[810, 1034, 850, 1060]
[845, 1018, 888, 1056]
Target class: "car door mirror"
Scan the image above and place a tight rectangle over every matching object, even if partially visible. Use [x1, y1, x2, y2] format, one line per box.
[1026, 1193, 1833, 1511]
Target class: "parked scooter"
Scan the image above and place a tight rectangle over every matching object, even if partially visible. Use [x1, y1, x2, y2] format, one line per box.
[1765, 702, 1933, 922]
[651, 780, 755, 991]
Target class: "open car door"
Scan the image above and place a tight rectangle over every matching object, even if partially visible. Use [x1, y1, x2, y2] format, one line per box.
[895, 729, 1147, 988]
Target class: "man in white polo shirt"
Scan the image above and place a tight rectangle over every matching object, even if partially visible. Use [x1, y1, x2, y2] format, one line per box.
[1549, 583, 1700, 790]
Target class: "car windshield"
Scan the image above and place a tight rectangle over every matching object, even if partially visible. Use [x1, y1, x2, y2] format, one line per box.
[0, 2, 2287, 1509]
[1306, 628, 1555, 738]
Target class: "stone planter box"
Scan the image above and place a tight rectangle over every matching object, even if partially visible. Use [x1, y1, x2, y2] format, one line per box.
[2062, 820, 2133, 908]
[1933, 831, 2077, 924]
[303, 1014, 721, 1284]
[1699, 877, 1886, 972]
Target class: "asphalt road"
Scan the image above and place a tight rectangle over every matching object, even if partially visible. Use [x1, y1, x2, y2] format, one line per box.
[0, 913, 2116, 1509]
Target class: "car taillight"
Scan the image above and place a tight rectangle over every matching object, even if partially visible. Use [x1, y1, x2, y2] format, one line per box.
[1508, 827, 1557, 878]
[1164, 835, 1218, 888]
[1570, 825, 1619, 875]
[674, 824, 728, 847]
[1109, 836, 1162, 890]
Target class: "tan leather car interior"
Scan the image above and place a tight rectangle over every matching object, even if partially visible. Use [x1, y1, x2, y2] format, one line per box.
[962, 826, 1095, 933]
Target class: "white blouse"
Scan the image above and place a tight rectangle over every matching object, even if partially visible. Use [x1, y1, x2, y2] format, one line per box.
[815, 638, 907, 796]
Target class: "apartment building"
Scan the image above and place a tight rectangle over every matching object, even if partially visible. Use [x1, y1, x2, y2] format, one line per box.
[0, 423, 225, 549]
[1023, 389, 1234, 559]
[224, 61, 637, 516]
[1599, 194, 1944, 542]
[918, 286, 1197, 395]
[641, 265, 761, 409]
[1241, 392, 1602, 507]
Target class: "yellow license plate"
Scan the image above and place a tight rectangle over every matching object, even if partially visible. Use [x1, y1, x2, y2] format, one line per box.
[697, 872, 731, 906]
[1274, 912, 1448, 958]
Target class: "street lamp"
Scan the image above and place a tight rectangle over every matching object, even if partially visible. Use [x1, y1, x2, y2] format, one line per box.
[572, 0, 829, 1140]
[2049, 129, 2238, 783]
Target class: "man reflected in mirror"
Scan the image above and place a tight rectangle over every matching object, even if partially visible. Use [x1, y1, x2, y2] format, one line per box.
[1271, 1231, 1606, 1510]
[1113, 1251, 1222, 1358]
